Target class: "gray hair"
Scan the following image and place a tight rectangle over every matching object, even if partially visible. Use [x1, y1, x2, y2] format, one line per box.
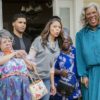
[80, 2, 100, 27]
[0, 29, 14, 42]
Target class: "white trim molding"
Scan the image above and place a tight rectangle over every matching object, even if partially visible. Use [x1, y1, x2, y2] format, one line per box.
[74, 0, 83, 33]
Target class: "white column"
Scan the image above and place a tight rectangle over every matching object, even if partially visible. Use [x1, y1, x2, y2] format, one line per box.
[0, 0, 3, 29]
[71, 0, 83, 45]
[74, 0, 84, 33]
[53, 0, 59, 16]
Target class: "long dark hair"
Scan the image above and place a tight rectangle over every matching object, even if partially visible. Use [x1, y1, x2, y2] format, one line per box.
[41, 18, 64, 48]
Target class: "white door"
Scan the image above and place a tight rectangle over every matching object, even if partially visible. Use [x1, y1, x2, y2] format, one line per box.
[53, 0, 83, 44]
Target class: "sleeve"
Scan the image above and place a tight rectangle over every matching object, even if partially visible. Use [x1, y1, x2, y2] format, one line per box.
[50, 55, 60, 73]
[30, 36, 42, 52]
[55, 56, 60, 70]
[27, 36, 42, 65]
[27, 48, 37, 65]
[50, 52, 60, 73]
[73, 50, 80, 78]
[27, 36, 42, 64]
[76, 32, 88, 77]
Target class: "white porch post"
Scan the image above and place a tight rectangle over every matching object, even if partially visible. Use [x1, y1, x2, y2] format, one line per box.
[0, 0, 3, 29]
[74, 0, 83, 33]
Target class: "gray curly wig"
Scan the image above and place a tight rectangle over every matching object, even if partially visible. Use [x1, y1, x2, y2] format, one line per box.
[0, 29, 14, 43]
[80, 2, 100, 27]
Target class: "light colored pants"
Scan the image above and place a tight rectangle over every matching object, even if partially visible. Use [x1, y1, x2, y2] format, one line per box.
[41, 78, 50, 100]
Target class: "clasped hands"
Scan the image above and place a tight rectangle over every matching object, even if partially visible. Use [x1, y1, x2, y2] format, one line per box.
[60, 69, 68, 77]
[14, 50, 36, 71]
[14, 50, 27, 58]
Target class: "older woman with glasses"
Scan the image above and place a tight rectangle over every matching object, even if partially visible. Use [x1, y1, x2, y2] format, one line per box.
[0, 29, 32, 100]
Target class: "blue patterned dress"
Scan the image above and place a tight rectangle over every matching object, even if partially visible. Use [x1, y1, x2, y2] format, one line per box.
[54, 47, 81, 100]
[0, 52, 32, 100]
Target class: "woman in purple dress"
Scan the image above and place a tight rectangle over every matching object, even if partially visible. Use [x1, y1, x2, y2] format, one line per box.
[0, 29, 32, 100]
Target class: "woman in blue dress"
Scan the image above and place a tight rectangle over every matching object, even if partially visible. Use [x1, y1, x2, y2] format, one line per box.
[0, 29, 32, 100]
[76, 3, 100, 100]
[54, 35, 81, 100]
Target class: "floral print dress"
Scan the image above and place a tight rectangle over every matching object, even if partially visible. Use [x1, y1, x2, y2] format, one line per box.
[0, 52, 32, 100]
[54, 47, 81, 100]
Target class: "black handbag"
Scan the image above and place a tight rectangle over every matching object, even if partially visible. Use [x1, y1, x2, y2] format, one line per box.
[57, 72, 76, 97]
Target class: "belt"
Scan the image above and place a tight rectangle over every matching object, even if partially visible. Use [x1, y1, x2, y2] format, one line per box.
[0, 71, 28, 79]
